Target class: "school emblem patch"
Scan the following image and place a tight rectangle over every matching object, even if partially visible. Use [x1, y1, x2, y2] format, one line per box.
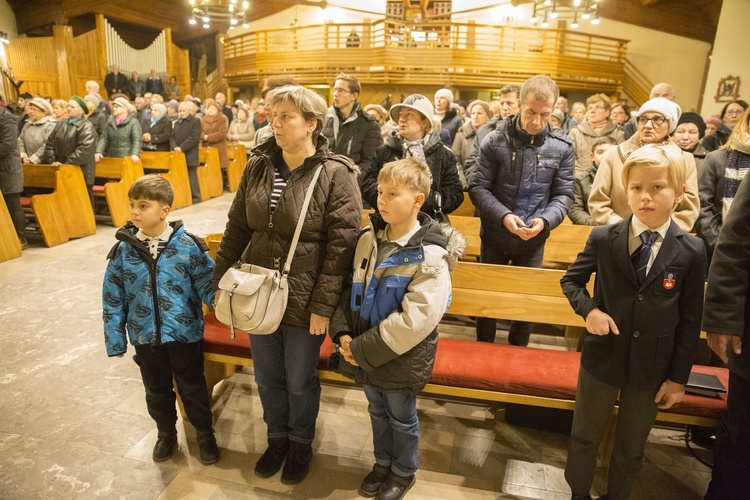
[663, 272, 676, 290]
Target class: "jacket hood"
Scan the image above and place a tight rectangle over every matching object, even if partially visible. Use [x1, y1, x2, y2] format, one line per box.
[576, 118, 617, 137]
[29, 115, 55, 126]
[114, 220, 185, 247]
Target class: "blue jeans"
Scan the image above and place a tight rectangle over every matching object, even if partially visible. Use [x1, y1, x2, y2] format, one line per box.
[249, 324, 325, 445]
[363, 385, 419, 477]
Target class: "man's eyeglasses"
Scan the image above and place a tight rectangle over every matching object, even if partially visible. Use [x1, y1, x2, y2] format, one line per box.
[332, 88, 352, 94]
[726, 109, 745, 117]
[637, 115, 667, 126]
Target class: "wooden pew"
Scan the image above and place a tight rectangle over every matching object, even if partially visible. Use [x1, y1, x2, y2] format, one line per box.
[452, 192, 477, 217]
[140, 151, 192, 210]
[21, 164, 96, 246]
[93, 157, 144, 227]
[0, 189, 22, 261]
[225, 144, 247, 193]
[197, 147, 224, 200]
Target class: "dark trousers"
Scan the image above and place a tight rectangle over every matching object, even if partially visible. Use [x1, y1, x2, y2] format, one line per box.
[187, 164, 201, 203]
[134, 341, 214, 434]
[565, 367, 659, 500]
[476, 235, 545, 345]
[2, 192, 26, 242]
[705, 371, 750, 500]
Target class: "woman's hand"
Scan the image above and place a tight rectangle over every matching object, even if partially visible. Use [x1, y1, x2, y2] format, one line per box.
[339, 334, 358, 366]
[309, 313, 329, 336]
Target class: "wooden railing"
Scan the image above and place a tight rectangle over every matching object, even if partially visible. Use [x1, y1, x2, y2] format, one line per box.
[224, 21, 629, 91]
[622, 57, 653, 108]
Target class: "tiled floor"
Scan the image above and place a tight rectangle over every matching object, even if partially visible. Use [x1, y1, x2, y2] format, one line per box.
[0, 193, 712, 499]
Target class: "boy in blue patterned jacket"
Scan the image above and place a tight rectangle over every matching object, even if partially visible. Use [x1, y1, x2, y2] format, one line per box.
[102, 174, 218, 465]
[331, 158, 465, 500]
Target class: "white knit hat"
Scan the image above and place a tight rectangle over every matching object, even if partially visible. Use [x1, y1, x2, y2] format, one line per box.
[434, 88, 454, 103]
[28, 97, 54, 116]
[113, 97, 135, 114]
[637, 97, 682, 133]
[389, 94, 435, 123]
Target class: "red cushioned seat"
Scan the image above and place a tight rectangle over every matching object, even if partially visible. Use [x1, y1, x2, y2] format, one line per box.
[92, 185, 105, 193]
[20, 196, 31, 207]
[667, 365, 728, 420]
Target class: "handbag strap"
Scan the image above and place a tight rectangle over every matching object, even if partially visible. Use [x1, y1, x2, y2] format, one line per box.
[283, 164, 324, 276]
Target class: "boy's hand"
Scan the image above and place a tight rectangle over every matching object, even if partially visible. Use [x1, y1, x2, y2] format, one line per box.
[655, 379, 684, 409]
[309, 313, 329, 336]
[707, 333, 743, 364]
[338, 335, 358, 366]
[585, 307, 619, 336]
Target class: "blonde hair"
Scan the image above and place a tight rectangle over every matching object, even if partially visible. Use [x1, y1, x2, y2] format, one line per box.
[621, 143, 686, 192]
[586, 93, 612, 112]
[721, 106, 750, 151]
[128, 174, 174, 206]
[378, 157, 431, 198]
[266, 85, 327, 141]
[52, 99, 67, 115]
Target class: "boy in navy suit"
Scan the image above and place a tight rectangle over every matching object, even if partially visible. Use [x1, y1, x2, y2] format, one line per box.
[561, 143, 706, 500]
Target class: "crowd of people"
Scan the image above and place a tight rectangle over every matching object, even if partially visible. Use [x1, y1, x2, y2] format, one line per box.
[2, 70, 750, 500]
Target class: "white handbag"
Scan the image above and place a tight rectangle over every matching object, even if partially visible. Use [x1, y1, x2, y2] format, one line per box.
[215, 165, 323, 338]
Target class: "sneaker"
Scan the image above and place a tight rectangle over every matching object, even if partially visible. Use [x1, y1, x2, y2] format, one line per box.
[377, 473, 415, 500]
[280, 441, 312, 485]
[152, 431, 177, 462]
[254, 438, 290, 478]
[197, 432, 220, 465]
[360, 463, 390, 497]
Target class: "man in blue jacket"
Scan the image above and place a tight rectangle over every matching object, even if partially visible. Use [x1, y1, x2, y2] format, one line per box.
[469, 75, 575, 345]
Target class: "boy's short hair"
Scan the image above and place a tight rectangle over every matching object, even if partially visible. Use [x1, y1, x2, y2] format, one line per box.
[621, 144, 686, 192]
[591, 136, 618, 152]
[128, 174, 174, 206]
[378, 157, 432, 198]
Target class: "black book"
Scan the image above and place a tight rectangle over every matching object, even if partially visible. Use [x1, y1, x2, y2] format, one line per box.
[685, 372, 727, 398]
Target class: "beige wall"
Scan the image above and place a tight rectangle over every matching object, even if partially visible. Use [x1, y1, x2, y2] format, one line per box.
[701, 0, 749, 118]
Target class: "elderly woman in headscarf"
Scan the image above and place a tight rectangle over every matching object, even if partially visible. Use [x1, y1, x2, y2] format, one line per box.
[452, 99, 491, 188]
[671, 112, 710, 174]
[227, 105, 255, 149]
[696, 106, 750, 262]
[361, 94, 464, 218]
[96, 96, 142, 164]
[201, 100, 229, 170]
[42, 96, 98, 203]
[212, 85, 361, 485]
[588, 97, 700, 232]
[142, 102, 172, 152]
[18, 97, 57, 164]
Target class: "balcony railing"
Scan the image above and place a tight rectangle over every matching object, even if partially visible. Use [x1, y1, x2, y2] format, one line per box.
[223, 20, 629, 92]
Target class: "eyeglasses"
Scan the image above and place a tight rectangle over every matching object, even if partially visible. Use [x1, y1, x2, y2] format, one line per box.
[637, 115, 667, 126]
[332, 88, 352, 94]
[726, 109, 745, 116]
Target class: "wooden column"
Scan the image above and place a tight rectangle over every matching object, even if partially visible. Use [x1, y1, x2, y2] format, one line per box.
[53, 25, 77, 97]
[95, 14, 108, 81]
[165, 28, 175, 80]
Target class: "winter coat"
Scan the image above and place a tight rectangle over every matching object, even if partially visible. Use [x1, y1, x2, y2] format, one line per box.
[129, 78, 146, 99]
[361, 131, 464, 219]
[568, 118, 624, 177]
[692, 143, 710, 175]
[88, 108, 108, 139]
[104, 72, 129, 97]
[569, 163, 597, 226]
[165, 82, 181, 101]
[695, 149, 730, 257]
[227, 118, 255, 149]
[330, 213, 463, 392]
[463, 115, 502, 185]
[212, 135, 362, 328]
[588, 133, 700, 232]
[201, 115, 229, 168]
[701, 122, 732, 153]
[468, 114, 575, 243]
[97, 114, 142, 158]
[702, 173, 750, 382]
[0, 107, 23, 194]
[18, 115, 56, 164]
[142, 117, 172, 152]
[102, 221, 215, 356]
[451, 121, 479, 188]
[321, 101, 383, 175]
[439, 107, 463, 144]
[145, 76, 164, 96]
[171, 114, 202, 167]
[42, 118, 97, 185]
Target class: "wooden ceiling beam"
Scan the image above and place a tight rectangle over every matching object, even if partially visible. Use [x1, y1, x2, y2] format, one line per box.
[599, 0, 719, 43]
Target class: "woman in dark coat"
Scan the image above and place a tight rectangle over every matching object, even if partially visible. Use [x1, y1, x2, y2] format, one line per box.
[702, 100, 749, 152]
[142, 103, 172, 152]
[361, 94, 464, 219]
[200, 101, 229, 169]
[0, 106, 26, 248]
[212, 85, 361, 485]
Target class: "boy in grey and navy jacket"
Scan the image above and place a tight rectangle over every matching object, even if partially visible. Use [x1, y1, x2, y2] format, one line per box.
[102, 175, 218, 466]
[331, 158, 465, 499]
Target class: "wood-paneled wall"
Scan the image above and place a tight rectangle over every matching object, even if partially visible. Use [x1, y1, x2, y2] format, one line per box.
[7, 37, 59, 97]
[171, 43, 191, 98]
[75, 29, 103, 93]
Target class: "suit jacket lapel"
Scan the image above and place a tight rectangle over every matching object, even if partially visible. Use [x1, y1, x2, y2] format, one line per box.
[642, 221, 683, 289]
[610, 218, 638, 286]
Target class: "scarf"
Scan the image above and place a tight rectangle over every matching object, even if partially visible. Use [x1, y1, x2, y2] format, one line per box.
[115, 115, 127, 125]
[67, 117, 80, 124]
[401, 134, 429, 163]
[150, 114, 164, 127]
[722, 132, 750, 221]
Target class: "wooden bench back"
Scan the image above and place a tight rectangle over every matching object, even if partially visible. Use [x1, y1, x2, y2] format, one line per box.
[224, 144, 247, 192]
[23, 164, 59, 189]
[452, 192, 476, 217]
[197, 147, 223, 199]
[95, 156, 144, 182]
[141, 151, 192, 209]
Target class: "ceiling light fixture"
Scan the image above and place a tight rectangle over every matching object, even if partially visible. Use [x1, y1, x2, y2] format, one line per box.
[188, 0, 249, 29]
[529, 0, 602, 29]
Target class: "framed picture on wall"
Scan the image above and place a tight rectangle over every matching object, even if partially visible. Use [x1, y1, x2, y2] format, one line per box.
[715, 75, 741, 103]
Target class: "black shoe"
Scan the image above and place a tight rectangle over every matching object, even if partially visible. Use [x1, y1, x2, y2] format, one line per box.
[571, 495, 593, 500]
[254, 438, 290, 478]
[280, 441, 312, 485]
[377, 473, 415, 500]
[152, 431, 177, 462]
[197, 431, 220, 465]
[360, 463, 390, 497]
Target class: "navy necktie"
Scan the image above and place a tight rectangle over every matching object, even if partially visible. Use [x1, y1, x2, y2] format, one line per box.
[631, 230, 659, 285]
